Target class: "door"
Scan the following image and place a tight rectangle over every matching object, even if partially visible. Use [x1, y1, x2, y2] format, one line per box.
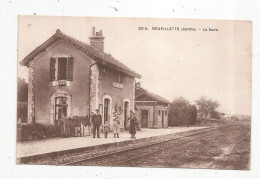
[104, 98, 110, 125]
[55, 97, 68, 125]
[141, 110, 148, 128]
[162, 110, 164, 128]
[124, 101, 129, 130]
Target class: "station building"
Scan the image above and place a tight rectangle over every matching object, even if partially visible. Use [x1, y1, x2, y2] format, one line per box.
[20, 27, 141, 131]
[135, 90, 170, 128]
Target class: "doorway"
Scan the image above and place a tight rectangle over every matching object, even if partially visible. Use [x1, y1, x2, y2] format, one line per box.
[55, 97, 68, 125]
[162, 110, 164, 128]
[124, 101, 129, 130]
[104, 98, 110, 125]
[141, 110, 148, 128]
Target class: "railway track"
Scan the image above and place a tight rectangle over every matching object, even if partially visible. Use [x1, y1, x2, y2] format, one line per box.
[113, 132, 214, 166]
[62, 127, 219, 166]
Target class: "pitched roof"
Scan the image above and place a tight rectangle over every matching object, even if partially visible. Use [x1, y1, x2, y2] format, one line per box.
[20, 29, 141, 78]
[136, 90, 171, 104]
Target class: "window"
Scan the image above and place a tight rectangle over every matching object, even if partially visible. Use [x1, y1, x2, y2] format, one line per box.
[50, 57, 74, 81]
[158, 110, 161, 115]
[104, 98, 110, 123]
[114, 73, 123, 83]
[112, 73, 124, 88]
[165, 111, 167, 115]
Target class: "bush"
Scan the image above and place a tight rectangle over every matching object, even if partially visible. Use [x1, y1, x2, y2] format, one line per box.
[210, 110, 221, 119]
[190, 105, 197, 125]
[46, 125, 60, 138]
[168, 97, 197, 126]
[31, 123, 46, 139]
[17, 123, 60, 142]
[17, 102, 28, 123]
[231, 115, 239, 120]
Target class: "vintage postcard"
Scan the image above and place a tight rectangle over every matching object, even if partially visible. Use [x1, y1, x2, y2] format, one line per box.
[17, 16, 251, 170]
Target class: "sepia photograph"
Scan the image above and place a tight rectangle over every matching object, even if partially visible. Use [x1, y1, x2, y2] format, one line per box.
[16, 16, 251, 170]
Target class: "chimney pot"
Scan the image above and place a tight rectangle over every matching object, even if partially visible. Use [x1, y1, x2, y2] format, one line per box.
[89, 27, 105, 52]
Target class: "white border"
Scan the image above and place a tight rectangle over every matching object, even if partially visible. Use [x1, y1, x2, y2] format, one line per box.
[1, 0, 260, 179]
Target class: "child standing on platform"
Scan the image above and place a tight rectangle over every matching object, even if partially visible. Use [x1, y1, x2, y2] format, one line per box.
[113, 112, 120, 138]
[103, 121, 110, 138]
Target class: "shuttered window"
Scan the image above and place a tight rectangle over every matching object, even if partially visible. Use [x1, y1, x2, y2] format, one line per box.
[50, 57, 56, 81]
[50, 57, 74, 81]
[58, 57, 67, 80]
[67, 57, 73, 81]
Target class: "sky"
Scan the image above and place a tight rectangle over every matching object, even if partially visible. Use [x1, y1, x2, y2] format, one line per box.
[18, 16, 252, 115]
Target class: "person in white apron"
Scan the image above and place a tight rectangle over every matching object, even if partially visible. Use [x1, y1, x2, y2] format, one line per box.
[113, 112, 120, 138]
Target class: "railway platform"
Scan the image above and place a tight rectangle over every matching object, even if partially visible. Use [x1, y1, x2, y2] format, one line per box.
[17, 126, 208, 163]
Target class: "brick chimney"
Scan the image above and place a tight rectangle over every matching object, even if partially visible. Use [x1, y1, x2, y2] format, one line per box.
[89, 27, 105, 52]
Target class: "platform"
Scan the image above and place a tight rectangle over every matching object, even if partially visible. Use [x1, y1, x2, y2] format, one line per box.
[16, 126, 208, 163]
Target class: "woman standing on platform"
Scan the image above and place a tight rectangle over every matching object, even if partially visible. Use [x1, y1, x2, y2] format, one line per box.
[128, 110, 138, 138]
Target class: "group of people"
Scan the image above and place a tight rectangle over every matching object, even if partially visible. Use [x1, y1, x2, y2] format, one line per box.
[91, 109, 138, 139]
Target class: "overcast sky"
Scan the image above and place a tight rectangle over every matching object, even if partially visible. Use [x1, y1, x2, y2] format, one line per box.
[18, 16, 252, 115]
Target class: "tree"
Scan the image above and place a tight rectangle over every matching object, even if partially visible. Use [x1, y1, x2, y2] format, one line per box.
[135, 81, 148, 97]
[210, 110, 221, 119]
[18, 78, 28, 102]
[190, 105, 198, 125]
[195, 96, 220, 120]
[169, 97, 197, 126]
[17, 78, 28, 123]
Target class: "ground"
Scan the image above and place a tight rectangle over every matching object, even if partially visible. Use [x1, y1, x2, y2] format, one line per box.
[130, 118, 251, 170]
[19, 118, 251, 170]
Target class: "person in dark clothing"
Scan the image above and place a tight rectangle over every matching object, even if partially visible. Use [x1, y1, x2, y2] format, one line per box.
[91, 109, 102, 138]
[128, 110, 138, 138]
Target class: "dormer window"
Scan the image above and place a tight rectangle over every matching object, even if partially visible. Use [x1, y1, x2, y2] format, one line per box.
[112, 73, 124, 89]
[114, 73, 121, 83]
[50, 56, 74, 82]
[115, 73, 124, 83]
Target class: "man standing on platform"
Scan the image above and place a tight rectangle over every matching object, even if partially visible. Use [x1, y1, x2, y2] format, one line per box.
[91, 109, 102, 138]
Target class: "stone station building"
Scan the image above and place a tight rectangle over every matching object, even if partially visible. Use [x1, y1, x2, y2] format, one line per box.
[20, 27, 141, 131]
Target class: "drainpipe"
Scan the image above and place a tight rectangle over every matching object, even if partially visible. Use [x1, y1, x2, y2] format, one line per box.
[33, 82, 36, 123]
[32, 65, 36, 124]
[153, 106, 155, 128]
[89, 62, 97, 116]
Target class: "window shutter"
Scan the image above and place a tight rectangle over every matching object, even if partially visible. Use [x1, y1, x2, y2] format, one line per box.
[50, 57, 56, 81]
[67, 57, 74, 81]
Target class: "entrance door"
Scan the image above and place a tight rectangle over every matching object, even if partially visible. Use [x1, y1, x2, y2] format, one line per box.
[141, 110, 148, 128]
[55, 97, 68, 125]
[162, 110, 164, 128]
[124, 101, 129, 130]
[104, 98, 110, 125]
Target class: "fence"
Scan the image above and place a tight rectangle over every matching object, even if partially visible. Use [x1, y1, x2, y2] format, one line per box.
[60, 116, 91, 137]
